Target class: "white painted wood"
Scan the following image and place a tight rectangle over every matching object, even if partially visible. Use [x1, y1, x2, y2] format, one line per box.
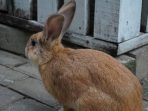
[94, 0, 120, 43]
[118, 0, 142, 42]
[141, 0, 148, 32]
[0, 0, 7, 11]
[64, 0, 89, 35]
[118, 33, 148, 55]
[13, 0, 33, 19]
[37, 0, 59, 23]
[94, 0, 142, 43]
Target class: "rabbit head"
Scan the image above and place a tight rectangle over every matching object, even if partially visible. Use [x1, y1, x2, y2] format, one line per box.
[25, 0, 76, 64]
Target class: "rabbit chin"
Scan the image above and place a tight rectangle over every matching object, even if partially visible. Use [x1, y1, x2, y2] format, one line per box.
[28, 54, 39, 64]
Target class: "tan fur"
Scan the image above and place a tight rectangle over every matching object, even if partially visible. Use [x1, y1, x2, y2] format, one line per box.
[25, 0, 143, 111]
[38, 44, 143, 111]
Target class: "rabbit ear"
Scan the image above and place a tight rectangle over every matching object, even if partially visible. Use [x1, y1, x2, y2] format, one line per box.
[44, 14, 64, 43]
[58, 0, 76, 35]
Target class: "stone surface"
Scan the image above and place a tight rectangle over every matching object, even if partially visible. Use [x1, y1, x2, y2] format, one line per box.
[129, 45, 148, 79]
[0, 65, 28, 86]
[116, 55, 136, 74]
[0, 50, 27, 68]
[1, 99, 56, 111]
[15, 63, 41, 80]
[0, 86, 23, 106]
[0, 24, 33, 55]
[8, 77, 59, 107]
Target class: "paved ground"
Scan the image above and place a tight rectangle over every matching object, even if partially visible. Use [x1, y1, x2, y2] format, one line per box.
[0, 50, 148, 111]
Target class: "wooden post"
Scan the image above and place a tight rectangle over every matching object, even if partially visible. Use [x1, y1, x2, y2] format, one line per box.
[37, 0, 59, 23]
[141, 0, 148, 32]
[13, 0, 33, 19]
[64, 0, 89, 35]
[94, 0, 142, 43]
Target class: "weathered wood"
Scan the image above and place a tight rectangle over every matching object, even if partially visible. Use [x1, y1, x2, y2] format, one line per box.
[63, 33, 117, 56]
[64, 0, 89, 35]
[147, 19, 148, 32]
[0, 13, 44, 32]
[94, 0, 142, 43]
[37, 0, 60, 23]
[0, 0, 7, 11]
[13, 0, 33, 19]
[118, 33, 148, 55]
[141, 0, 148, 32]
[64, 32, 148, 56]
[1, 12, 147, 56]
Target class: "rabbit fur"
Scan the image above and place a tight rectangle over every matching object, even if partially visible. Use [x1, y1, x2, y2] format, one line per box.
[25, 0, 143, 111]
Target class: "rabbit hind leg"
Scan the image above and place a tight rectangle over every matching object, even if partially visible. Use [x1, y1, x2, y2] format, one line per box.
[75, 90, 118, 111]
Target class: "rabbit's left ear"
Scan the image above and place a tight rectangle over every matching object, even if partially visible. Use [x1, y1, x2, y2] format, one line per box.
[44, 14, 64, 42]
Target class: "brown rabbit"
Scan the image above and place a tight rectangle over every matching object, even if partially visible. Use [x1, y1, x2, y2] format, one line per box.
[25, 0, 143, 111]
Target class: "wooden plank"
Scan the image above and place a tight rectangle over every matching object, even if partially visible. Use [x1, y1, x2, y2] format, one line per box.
[64, 32, 148, 56]
[147, 18, 148, 32]
[37, 0, 59, 23]
[0, 13, 44, 32]
[141, 0, 148, 32]
[0, 0, 7, 11]
[94, 0, 142, 43]
[118, 33, 148, 55]
[13, 0, 33, 19]
[64, 0, 89, 35]
[63, 33, 117, 56]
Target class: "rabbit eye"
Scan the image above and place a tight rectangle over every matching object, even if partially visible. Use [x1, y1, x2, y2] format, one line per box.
[31, 40, 37, 46]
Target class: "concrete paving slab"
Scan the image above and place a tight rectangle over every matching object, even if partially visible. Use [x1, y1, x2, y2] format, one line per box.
[0, 65, 28, 86]
[129, 45, 148, 79]
[0, 50, 27, 68]
[0, 86, 23, 106]
[1, 99, 56, 111]
[14, 63, 41, 80]
[7, 77, 59, 107]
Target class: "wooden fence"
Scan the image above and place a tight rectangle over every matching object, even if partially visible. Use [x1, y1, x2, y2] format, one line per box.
[0, 0, 148, 56]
